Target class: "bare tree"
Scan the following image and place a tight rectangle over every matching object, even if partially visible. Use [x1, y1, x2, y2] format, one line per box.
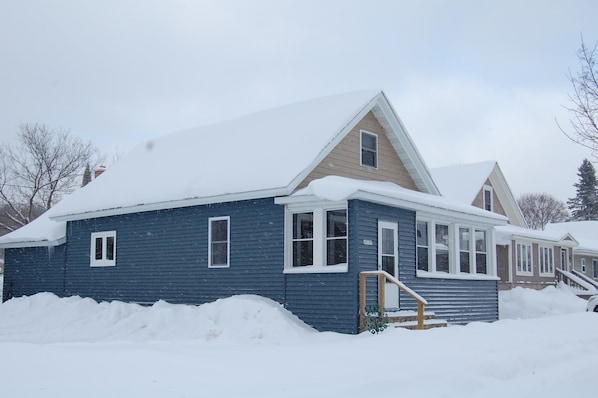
[0, 123, 101, 233]
[560, 37, 598, 155]
[517, 193, 569, 230]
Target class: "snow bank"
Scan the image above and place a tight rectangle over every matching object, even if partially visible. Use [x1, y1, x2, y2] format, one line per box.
[0, 293, 314, 344]
[499, 284, 587, 319]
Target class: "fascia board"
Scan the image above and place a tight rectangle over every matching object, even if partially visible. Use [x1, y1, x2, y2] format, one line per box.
[0, 236, 66, 249]
[372, 92, 440, 195]
[488, 164, 527, 227]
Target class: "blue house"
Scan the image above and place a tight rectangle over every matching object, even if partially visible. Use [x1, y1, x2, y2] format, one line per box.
[0, 90, 506, 333]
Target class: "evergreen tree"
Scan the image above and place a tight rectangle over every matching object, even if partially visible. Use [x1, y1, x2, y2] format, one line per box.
[568, 158, 598, 220]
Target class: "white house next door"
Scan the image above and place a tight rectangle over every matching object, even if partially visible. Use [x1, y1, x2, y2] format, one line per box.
[378, 221, 399, 310]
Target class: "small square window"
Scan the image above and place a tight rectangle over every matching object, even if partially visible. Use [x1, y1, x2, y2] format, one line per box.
[360, 131, 378, 168]
[90, 231, 116, 267]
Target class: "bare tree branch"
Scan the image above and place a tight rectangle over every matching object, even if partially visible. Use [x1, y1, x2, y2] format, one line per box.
[0, 123, 102, 233]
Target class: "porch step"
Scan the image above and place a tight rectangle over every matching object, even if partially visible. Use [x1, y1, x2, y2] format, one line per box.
[385, 310, 448, 330]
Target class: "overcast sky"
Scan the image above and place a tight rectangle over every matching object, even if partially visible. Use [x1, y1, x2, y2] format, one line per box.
[1, 0, 597, 202]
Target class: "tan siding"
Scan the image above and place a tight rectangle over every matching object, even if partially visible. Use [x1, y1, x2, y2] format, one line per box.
[471, 179, 507, 217]
[297, 112, 419, 190]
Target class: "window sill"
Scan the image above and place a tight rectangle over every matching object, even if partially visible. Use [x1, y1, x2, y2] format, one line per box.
[416, 270, 499, 281]
[284, 264, 348, 274]
[515, 272, 533, 277]
[90, 262, 116, 267]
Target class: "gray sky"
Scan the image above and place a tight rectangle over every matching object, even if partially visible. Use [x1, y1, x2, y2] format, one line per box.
[1, 0, 597, 202]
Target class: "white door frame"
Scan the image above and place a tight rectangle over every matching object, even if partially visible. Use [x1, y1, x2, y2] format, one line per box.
[378, 221, 399, 310]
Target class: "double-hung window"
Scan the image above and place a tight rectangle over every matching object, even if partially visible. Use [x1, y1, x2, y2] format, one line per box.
[209, 216, 230, 268]
[417, 220, 492, 278]
[581, 258, 587, 273]
[287, 206, 347, 272]
[483, 185, 493, 212]
[360, 131, 378, 168]
[593, 260, 598, 278]
[459, 227, 471, 273]
[90, 231, 116, 267]
[416, 221, 429, 271]
[475, 230, 487, 274]
[516, 242, 533, 275]
[539, 246, 554, 276]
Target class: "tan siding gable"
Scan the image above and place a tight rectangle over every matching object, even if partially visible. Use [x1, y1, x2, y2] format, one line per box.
[297, 111, 419, 190]
[472, 179, 507, 217]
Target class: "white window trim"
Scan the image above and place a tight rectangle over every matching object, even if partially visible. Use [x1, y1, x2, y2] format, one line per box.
[90, 231, 116, 267]
[283, 203, 348, 274]
[515, 242, 533, 276]
[581, 258, 586, 273]
[415, 219, 496, 280]
[208, 216, 230, 268]
[538, 246, 554, 277]
[360, 130, 378, 169]
[593, 259, 598, 279]
[483, 185, 493, 212]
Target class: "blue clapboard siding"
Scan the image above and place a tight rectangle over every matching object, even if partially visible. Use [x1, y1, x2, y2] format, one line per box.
[350, 199, 499, 325]
[63, 198, 286, 305]
[284, 200, 417, 334]
[2, 245, 66, 301]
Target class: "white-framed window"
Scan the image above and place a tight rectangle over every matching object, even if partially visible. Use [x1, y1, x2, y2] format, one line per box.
[539, 246, 554, 276]
[435, 223, 450, 273]
[416, 221, 429, 271]
[593, 259, 598, 278]
[208, 216, 230, 268]
[581, 258, 586, 273]
[459, 227, 471, 273]
[285, 205, 348, 273]
[416, 219, 493, 278]
[90, 231, 116, 267]
[475, 229, 487, 274]
[360, 130, 378, 169]
[516, 242, 533, 275]
[483, 185, 493, 212]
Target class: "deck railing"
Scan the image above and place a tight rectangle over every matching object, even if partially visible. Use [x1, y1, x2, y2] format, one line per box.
[359, 270, 428, 331]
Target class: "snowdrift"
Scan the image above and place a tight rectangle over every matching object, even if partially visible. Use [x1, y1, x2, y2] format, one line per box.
[0, 293, 314, 344]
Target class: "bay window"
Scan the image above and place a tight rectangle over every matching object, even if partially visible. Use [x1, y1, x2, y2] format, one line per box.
[417, 219, 493, 278]
[287, 206, 348, 272]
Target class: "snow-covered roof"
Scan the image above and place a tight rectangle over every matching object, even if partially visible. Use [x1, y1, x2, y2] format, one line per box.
[545, 221, 598, 254]
[0, 205, 66, 248]
[495, 224, 577, 247]
[1, 90, 443, 247]
[277, 176, 508, 226]
[431, 161, 526, 227]
[431, 161, 496, 204]
[46, 89, 437, 222]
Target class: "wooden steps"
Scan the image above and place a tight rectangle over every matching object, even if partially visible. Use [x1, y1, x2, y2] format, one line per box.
[385, 310, 448, 330]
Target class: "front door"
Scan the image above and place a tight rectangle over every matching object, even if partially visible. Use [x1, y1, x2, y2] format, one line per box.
[378, 221, 399, 310]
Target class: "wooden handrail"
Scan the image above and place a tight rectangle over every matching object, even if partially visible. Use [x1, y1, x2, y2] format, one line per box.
[359, 270, 428, 331]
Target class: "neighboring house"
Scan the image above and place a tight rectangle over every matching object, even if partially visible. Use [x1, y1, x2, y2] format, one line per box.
[494, 225, 577, 290]
[432, 161, 579, 290]
[545, 221, 598, 294]
[0, 90, 507, 334]
[431, 161, 526, 227]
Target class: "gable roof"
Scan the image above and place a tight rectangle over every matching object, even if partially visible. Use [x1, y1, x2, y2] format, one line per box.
[431, 161, 527, 227]
[545, 221, 598, 255]
[48, 90, 438, 222]
[0, 90, 439, 247]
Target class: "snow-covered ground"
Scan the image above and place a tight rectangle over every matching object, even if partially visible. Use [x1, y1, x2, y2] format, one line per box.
[0, 286, 596, 397]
